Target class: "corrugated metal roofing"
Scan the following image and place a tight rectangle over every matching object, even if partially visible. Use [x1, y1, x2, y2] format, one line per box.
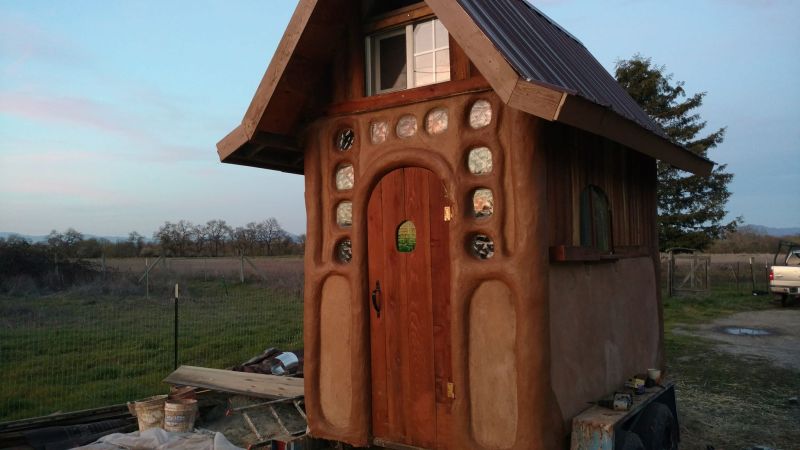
[457, 0, 668, 139]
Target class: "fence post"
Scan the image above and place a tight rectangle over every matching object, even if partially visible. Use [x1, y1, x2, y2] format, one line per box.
[240, 252, 245, 284]
[666, 253, 672, 298]
[749, 257, 755, 293]
[145, 257, 149, 300]
[736, 262, 740, 293]
[174, 283, 179, 370]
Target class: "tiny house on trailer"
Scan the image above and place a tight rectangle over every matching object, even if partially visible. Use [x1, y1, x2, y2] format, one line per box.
[217, 1, 713, 448]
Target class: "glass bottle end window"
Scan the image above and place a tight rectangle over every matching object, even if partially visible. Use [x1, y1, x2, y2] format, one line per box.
[368, 18, 450, 95]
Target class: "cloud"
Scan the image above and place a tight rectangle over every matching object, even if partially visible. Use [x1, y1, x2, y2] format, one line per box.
[0, 92, 149, 143]
[0, 14, 88, 71]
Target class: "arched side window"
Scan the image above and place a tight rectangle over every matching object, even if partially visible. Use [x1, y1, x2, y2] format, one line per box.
[579, 185, 613, 252]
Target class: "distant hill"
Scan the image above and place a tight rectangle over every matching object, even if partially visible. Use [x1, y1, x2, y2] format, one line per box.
[0, 232, 130, 243]
[741, 225, 800, 237]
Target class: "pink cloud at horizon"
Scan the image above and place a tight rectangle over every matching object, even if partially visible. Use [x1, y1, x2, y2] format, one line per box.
[0, 92, 151, 143]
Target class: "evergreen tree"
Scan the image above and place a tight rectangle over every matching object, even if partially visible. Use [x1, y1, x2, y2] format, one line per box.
[615, 55, 738, 250]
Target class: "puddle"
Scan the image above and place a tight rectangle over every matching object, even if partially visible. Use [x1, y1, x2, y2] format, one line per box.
[720, 327, 772, 336]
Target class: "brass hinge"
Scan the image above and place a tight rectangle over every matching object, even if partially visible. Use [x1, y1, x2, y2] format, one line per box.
[443, 206, 452, 222]
[446, 382, 455, 399]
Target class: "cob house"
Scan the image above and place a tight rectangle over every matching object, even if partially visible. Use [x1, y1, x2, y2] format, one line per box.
[216, 1, 713, 448]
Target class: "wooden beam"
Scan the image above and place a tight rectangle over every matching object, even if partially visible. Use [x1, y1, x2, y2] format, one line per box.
[327, 75, 491, 116]
[363, 3, 433, 34]
[556, 95, 714, 176]
[242, 0, 320, 137]
[507, 79, 566, 121]
[164, 366, 304, 399]
[427, 0, 521, 103]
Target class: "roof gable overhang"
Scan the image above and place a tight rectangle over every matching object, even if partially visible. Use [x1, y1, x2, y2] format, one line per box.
[217, 0, 713, 177]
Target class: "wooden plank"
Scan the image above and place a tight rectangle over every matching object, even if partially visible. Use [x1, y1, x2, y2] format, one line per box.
[556, 95, 713, 176]
[448, 36, 471, 82]
[327, 76, 490, 116]
[427, 171, 453, 449]
[507, 79, 566, 121]
[380, 169, 407, 443]
[427, 0, 520, 102]
[163, 366, 303, 399]
[363, 3, 434, 34]
[403, 167, 436, 449]
[367, 178, 390, 439]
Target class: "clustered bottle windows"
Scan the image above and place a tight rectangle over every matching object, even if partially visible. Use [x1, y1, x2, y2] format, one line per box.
[333, 99, 496, 263]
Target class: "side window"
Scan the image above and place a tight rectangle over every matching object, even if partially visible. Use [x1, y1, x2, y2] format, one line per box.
[367, 18, 450, 95]
[579, 185, 612, 252]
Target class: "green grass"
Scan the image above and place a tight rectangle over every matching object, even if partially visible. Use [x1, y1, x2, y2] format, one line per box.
[0, 281, 302, 422]
[662, 285, 800, 449]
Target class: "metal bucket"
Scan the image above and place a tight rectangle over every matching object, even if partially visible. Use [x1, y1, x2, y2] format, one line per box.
[164, 398, 198, 432]
[269, 352, 299, 376]
[132, 395, 167, 431]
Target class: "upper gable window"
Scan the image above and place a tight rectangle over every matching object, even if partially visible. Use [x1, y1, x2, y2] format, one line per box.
[366, 18, 451, 95]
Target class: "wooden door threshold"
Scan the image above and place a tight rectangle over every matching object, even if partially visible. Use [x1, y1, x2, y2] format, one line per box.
[372, 438, 429, 450]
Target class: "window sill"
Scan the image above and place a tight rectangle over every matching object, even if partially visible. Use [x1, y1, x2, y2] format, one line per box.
[549, 245, 651, 263]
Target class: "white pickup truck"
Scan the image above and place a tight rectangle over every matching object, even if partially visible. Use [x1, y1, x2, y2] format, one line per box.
[770, 241, 800, 306]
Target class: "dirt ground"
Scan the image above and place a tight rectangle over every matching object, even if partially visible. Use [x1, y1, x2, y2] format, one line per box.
[685, 309, 800, 371]
[673, 307, 800, 449]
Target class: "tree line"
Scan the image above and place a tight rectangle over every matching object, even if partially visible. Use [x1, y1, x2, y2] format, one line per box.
[1, 217, 304, 259]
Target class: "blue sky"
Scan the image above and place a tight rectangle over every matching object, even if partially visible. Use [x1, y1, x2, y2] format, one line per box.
[0, 0, 798, 237]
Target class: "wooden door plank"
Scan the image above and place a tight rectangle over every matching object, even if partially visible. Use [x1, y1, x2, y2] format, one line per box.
[427, 171, 453, 449]
[380, 168, 408, 442]
[368, 182, 390, 438]
[163, 366, 304, 399]
[402, 167, 437, 449]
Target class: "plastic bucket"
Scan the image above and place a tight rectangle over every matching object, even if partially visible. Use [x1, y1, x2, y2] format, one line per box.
[133, 395, 167, 431]
[164, 398, 198, 432]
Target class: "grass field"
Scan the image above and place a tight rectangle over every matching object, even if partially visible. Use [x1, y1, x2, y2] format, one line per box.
[2, 256, 797, 448]
[0, 280, 302, 422]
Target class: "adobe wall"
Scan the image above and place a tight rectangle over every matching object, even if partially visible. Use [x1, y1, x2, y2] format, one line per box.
[301, 90, 564, 449]
[548, 257, 660, 427]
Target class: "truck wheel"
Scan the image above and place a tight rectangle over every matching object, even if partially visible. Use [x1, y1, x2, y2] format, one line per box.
[632, 403, 678, 450]
[781, 294, 788, 307]
[615, 430, 645, 450]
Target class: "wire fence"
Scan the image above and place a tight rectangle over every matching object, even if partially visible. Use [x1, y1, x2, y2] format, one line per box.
[659, 253, 775, 296]
[0, 257, 303, 423]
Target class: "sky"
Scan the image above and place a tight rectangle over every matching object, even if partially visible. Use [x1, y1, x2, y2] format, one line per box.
[0, 0, 798, 237]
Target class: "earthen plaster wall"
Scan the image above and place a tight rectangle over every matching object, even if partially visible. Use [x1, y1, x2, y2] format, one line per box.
[301, 90, 564, 449]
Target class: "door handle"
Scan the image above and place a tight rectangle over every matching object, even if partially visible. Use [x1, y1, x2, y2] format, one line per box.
[371, 280, 381, 318]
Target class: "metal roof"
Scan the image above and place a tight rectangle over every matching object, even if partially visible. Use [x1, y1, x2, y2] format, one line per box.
[457, 0, 668, 139]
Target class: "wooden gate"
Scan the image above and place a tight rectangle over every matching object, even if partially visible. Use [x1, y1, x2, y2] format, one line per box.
[668, 252, 711, 296]
[366, 167, 452, 449]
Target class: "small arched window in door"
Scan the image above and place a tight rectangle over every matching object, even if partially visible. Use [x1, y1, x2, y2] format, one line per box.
[579, 185, 613, 252]
[396, 220, 416, 253]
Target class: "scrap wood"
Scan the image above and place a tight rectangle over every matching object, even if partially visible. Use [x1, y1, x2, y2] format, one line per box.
[164, 366, 304, 399]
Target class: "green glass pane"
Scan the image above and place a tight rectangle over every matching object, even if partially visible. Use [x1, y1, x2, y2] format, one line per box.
[396, 220, 416, 253]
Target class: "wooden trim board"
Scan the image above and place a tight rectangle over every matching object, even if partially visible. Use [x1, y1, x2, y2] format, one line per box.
[163, 365, 304, 399]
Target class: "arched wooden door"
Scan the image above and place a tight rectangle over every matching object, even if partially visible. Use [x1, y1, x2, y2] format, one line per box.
[367, 167, 452, 449]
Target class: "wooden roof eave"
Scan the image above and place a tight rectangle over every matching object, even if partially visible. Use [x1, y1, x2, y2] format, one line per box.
[215, 0, 343, 174]
[217, 0, 713, 177]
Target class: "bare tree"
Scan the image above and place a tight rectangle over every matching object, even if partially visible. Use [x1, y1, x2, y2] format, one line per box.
[256, 218, 287, 256]
[205, 219, 232, 257]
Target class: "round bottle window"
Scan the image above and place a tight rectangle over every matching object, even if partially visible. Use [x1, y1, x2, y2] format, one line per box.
[470, 234, 494, 260]
[336, 239, 352, 263]
[336, 128, 355, 151]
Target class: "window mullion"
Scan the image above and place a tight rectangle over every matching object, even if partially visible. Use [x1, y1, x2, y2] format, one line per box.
[405, 24, 414, 88]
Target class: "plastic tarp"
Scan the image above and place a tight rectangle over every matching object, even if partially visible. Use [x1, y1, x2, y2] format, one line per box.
[72, 427, 243, 450]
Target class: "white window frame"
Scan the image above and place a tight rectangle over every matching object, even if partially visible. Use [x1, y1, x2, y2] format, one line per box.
[366, 18, 450, 96]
